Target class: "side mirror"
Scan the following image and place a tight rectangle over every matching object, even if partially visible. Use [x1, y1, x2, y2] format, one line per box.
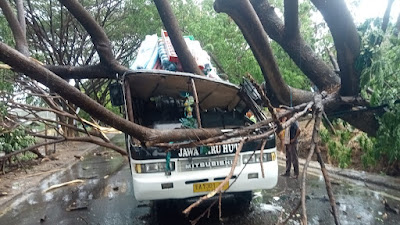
[109, 82, 124, 106]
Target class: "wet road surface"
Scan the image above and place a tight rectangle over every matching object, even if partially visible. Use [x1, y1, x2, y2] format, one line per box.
[1, 140, 400, 224]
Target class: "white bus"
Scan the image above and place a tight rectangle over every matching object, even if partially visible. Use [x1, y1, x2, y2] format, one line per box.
[112, 70, 278, 202]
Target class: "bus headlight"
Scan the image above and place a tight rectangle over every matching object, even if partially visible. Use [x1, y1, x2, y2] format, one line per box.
[242, 152, 275, 164]
[135, 162, 175, 173]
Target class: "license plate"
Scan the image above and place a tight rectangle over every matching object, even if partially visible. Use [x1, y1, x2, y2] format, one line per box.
[193, 181, 229, 193]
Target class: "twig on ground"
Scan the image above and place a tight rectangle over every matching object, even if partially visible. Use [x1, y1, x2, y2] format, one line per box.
[43, 179, 84, 193]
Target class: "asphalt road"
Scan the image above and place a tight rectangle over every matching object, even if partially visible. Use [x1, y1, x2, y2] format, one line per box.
[1, 148, 400, 225]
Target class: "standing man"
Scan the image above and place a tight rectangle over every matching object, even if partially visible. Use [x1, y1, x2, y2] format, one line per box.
[280, 114, 301, 179]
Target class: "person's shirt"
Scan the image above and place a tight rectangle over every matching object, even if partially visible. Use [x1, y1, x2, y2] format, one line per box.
[284, 121, 299, 144]
[284, 126, 290, 145]
[290, 121, 299, 143]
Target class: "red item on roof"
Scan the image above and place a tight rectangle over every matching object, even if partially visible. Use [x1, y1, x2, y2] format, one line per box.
[161, 29, 179, 63]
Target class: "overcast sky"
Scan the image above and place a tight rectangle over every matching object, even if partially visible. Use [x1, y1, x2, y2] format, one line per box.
[346, 0, 400, 24]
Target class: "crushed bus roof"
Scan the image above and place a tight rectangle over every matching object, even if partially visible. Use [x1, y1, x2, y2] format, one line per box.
[125, 70, 241, 111]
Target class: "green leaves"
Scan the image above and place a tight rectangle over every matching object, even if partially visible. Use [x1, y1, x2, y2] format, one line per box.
[357, 18, 400, 166]
[0, 126, 35, 154]
[320, 121, 354, 169]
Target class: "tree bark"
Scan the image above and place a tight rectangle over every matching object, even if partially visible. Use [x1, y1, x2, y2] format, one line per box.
[153, 0, 203, 75]
[0, 0, 29, 56]
[250, 0, 341, 92]
[0, 42, 223, 144]
[214, 0, 313, 106]
[395, 13, 400, 36]
[59, 0, 125, 74]
[310, 0, 360, 96]
[45, 64, 116, 79]
[284, 0, 299, 38]
[382, 0, 395, 33]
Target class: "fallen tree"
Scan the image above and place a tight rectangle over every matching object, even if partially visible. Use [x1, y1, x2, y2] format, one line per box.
[1, 0, 399, 224]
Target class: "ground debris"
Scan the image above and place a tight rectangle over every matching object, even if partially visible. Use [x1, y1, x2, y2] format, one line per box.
[40, 156, 59, 163]
[77, 175, 98, 179]
[43, 179, 84, 192]
[383, 199, 400, 214]
[39, 215, 47, 223]
[66, 201, 88, 211]
[74, 155, 84, 160]
[0, 191, 8, 197]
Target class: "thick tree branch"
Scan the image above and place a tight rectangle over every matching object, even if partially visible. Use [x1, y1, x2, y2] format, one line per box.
[284, 0, 299, 38]
[310, 0, 360, 96]
[0, 42, 222, 144]
[45, 64, 116, 79]
[382, 0, 395, 33]
[14, 0, 26, 39]
[395, 13, 400, 36]
[153, 0, 203, 75]
[250, 0, 341, 93]
[58, 0, 126, 74]
[214, 0, 313, 106]
[0, 0, 29, 55]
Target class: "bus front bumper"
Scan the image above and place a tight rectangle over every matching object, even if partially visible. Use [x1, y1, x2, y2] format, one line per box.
[131, 161, 278, 201]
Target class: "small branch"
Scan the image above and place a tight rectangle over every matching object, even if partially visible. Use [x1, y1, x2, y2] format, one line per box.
[316, 144, 340, 224]
[301, 94, 323, 224]
[246, 73, 281, 130]
[281, 201, 301, 224]
[325, 47, 339, 73]
[15, 155, 28, 174]
[218, 192, 222, 221]
[189, 200, 218, 225]
[43, 179, 84, 192]
[183, 139, 245, 215]
[314, 96, 341, 225]
[191, 79, 202, 128]
[259, 139, 267, 178]
[0, 139, 66, 161]
[66, 136, 127, 156]
[322, 111, 336, 135]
